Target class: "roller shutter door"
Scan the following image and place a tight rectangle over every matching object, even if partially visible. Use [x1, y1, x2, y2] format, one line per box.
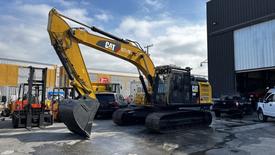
[234, 19, 275, 71]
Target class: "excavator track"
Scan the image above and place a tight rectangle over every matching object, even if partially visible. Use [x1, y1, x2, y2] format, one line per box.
[112, 106, 153, 126]
[112, 108, 135, 125]
[145, 110, 212, 133]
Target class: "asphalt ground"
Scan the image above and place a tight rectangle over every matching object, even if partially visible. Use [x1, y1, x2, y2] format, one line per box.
[0, 113, 275, 155]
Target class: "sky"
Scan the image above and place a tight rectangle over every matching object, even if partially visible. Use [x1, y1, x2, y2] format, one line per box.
[0, 0, 208, 75]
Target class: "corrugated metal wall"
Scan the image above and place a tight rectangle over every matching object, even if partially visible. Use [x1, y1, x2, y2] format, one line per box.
[207, 0, 275, 35]
[234, 19, 275, 71]
[207, 0, 275, 97]
[208, 32, 236, 97]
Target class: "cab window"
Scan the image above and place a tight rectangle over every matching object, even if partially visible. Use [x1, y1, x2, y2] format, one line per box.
[264, 93, 271, 100]
[266, 94, 275, 102]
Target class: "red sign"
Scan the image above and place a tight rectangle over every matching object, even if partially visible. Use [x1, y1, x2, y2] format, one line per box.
[99, 77, 109, 84]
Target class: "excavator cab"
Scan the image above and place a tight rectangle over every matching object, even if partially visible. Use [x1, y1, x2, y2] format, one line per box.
[153, 65, 192, 106]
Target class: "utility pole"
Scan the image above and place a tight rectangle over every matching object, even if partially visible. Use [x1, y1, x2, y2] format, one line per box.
[144, 44, 153, 55]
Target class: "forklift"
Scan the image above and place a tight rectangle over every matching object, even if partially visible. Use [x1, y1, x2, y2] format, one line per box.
[49, 87, 77, 121]
[12, 66, 53, 129]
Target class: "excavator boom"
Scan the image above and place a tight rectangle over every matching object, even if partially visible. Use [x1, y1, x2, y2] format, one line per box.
[48, 9, 156, 137]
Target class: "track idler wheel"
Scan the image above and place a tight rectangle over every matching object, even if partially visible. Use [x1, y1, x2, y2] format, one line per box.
[112, 108, 134, 125]
[59, 96, 99, 138]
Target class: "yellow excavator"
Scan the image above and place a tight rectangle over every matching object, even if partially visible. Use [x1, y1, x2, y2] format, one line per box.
[47, 8, 212, 138]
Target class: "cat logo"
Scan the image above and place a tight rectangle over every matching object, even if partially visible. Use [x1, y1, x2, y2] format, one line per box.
[105, 42, 116, 51]
[96, 40, 121, 52]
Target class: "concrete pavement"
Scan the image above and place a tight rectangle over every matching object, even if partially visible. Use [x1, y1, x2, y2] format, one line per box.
[0, 113, 275, 155]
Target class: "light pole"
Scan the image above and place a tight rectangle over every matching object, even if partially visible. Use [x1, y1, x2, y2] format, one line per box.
[200, 59, 208, 67]
[144, 44, 153, 55]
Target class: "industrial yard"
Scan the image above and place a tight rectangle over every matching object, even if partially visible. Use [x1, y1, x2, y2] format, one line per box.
[1, 115, 275, 155]
[1, 0, 275, 155]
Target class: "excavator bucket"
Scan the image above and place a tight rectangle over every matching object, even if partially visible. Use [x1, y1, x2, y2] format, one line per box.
[59, 97, 99, 138]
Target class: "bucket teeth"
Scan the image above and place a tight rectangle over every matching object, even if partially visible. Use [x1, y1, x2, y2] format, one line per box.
[59, 97, 99, 138]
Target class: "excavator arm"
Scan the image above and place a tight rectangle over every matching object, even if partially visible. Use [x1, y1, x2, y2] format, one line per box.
[48, 9, 95, 99]
[47, 8, 155, 138]
[48, 9, 155, 100]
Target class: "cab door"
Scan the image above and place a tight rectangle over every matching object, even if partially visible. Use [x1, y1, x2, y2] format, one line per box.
[264, 94, 274, 116]
[270, 95, 275, 117]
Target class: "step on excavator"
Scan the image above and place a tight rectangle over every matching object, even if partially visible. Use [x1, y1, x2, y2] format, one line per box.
[47, 8, 212, 138]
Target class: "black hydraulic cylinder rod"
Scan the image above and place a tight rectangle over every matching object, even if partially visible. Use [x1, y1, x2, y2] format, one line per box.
[90, 26, 129, 44]
[58, 11, 129, 44]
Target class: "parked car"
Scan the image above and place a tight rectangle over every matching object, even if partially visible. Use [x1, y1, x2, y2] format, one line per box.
[95, 92, 128, 117]
[257, 88, 275, 122]
[212, 96, 252, 118]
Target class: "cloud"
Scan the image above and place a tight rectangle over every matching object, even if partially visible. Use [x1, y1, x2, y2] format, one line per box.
[114, 17, 208, 75]
[61, 8, 93, 25]
[0, 2, 135, 73]
[115, 17, 171, 40]
[152, 24, 208, 75]
[95, 12, 112, 22]
[17, 4, 52, 18]
[144, 0, 164, 10]
[0, 2, 94, 65]
[54, 0, 75, 7]
[0, 1, 208, 76]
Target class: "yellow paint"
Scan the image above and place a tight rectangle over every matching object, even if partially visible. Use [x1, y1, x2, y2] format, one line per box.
[59, 66, 70, 87]
[198, 82, 213, 104]
[46, 69, 56, 87]
[0, 64, 18, 86]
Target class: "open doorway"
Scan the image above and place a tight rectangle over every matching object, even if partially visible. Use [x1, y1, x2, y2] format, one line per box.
[236, 69, 275, 110]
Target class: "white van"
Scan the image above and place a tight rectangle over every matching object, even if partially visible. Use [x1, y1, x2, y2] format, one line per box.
[257, 88, 275, 122]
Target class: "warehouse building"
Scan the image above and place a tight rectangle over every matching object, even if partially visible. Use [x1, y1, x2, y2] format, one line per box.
[88, 68, 140, 97]
[207, 0, 275, 97]
[0, 58, 140, 100]
[0, 58, 57, 101]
